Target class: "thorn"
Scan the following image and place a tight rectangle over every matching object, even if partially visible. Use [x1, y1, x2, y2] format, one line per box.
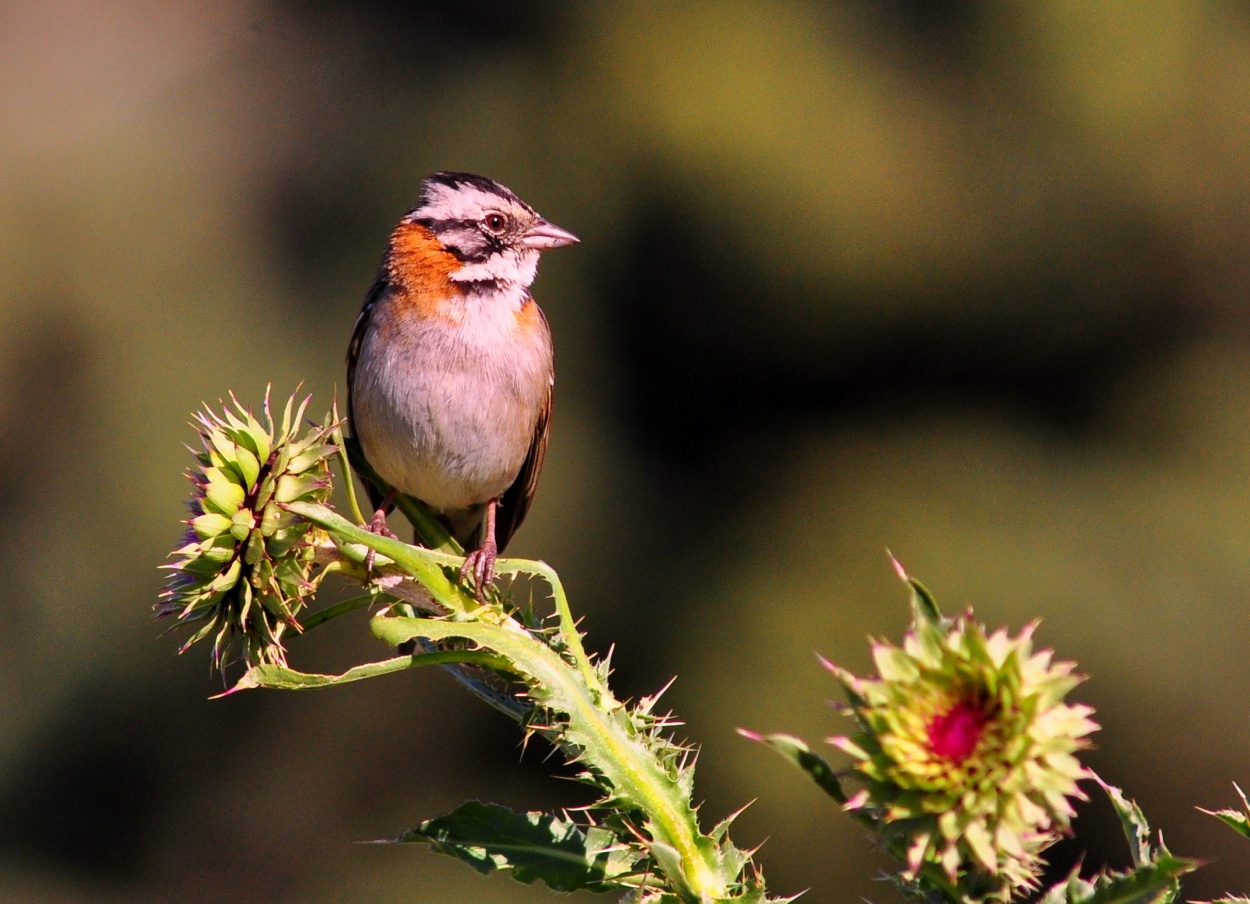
[886, 549, 907, 582]
[650, 674, 678, 702]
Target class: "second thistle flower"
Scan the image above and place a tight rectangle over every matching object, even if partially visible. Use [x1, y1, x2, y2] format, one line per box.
[827, 589, 1098, 898]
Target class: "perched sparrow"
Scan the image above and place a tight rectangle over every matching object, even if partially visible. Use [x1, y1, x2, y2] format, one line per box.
[346, 172, 577, 595]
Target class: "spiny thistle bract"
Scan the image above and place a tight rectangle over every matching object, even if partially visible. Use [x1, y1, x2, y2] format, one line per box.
[827, 601, 1098, 900]
[159, 390, 336, 671]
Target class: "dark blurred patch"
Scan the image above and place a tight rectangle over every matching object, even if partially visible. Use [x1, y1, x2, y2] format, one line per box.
[0, 307, 98, 650]
[588, 192, 1202, 692]
[603, 196, 1199, 474]
[830, 0, 984, 76]
[277, 0, 570, 77]
[265, 167, 391, 316]
[0, 673, 279, 885]
[0, 307, 96, 496]
[853, 0, 980, 39]
[0, 688, 162, 882]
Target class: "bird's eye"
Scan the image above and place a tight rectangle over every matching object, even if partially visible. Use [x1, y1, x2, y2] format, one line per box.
[482, 213, 508, 235]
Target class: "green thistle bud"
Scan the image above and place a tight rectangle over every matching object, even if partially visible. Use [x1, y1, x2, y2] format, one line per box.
[159, 390, 336, 671]
[827, 605, 1098, 899]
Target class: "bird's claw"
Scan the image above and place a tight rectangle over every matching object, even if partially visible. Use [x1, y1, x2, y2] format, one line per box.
[364, 507, 399, 574]
[460, 541, 498, 600]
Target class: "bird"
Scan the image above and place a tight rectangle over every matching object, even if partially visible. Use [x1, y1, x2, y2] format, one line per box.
[346, 172, 578, 597]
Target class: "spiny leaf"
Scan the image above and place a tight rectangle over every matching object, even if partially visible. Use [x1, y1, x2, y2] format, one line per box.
[1096, 775, 1155, 868]
[888, 552, 941, 623]
[370, 613, 730, 901]
[1035, 780, 1197, 904]
[1199, 783, 1250, 841]
[1202, 807, 1250, 840]
[1035, 856, 1194, 904]
[394, 801, 644, 893]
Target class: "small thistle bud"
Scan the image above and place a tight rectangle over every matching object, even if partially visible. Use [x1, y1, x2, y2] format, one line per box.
[827, 608, 1098, 898]
[159, 390, 336, 671]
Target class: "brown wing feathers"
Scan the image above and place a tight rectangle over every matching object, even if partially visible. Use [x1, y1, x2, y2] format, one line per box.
[346, 274, 392, 514]
[496, 384, 552, 553]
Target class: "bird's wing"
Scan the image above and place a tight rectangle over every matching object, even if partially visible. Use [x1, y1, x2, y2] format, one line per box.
[495, 379, 552, 554]
[346, 274, 391, 513]
[346, 273, 388, 426]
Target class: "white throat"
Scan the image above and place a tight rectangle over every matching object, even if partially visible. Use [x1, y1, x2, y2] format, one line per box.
[449, 249, 540, 289]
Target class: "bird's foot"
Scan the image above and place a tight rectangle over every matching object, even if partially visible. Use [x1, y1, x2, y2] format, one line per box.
[460, 540, 498, 601]
[364, 506, 399, 574]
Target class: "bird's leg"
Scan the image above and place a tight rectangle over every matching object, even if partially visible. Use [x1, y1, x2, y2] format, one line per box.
[460, 499, 499, 600]
[364, 489, 398, 574]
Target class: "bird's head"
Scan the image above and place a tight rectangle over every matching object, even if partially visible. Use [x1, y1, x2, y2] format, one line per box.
[401, 172, 578, 291]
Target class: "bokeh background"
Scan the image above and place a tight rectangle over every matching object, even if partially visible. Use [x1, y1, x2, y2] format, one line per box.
[4, 2, 1250, 901]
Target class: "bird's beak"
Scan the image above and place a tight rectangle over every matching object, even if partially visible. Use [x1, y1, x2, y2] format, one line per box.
[521, 217, 579, 250]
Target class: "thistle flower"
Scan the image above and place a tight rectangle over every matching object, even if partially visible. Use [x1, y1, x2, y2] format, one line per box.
[827, 607, 1098, 899]
[159, 390, 336, 671]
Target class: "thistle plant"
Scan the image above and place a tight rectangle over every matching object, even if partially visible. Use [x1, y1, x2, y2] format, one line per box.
[744, 565, 1197, 904]
[162, 389, 1234, 904]
[162, 389, 778, 903]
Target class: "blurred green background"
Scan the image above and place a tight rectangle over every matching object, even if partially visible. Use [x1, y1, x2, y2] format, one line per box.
[4, 2, 1250, 901]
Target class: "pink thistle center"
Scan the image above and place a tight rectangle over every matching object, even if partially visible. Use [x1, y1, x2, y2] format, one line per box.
[927, 699, 987, 763]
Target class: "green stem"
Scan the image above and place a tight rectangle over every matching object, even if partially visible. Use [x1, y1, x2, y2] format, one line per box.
[224, 648, 515, 694]
[316, 533, 604, 699]
[495, 557, 606, 703]
[287, 500, 727, 900]
[300, 593, 375, 631]
[330, 400, 367, 526]
[287, 501, 472, 613]
[371, 616, 726, 902]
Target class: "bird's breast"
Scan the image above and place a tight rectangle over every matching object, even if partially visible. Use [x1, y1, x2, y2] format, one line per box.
[351, 287, 553, 513]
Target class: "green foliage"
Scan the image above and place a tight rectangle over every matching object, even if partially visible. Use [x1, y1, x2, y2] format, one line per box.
[162, 391, 1222, 904]
[736, 731, 846, 805]
[1100, 777, 1162, 869]
[1035, 779, 1195, 904]
[166, 392, 775, 903]
[395, 801, 646, 893]
[286, 503, 767, 902]
[1200, 783, 1250, 842]
[1036, 860, 1194, 904]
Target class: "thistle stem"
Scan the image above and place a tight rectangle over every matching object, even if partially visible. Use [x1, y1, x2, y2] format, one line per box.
[300, 593, 375, 631]
[330, 402, 367, 527]
[287, 501, 728, 902]
[371, 615, 727, 902]
[495, 557, 606, 703]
